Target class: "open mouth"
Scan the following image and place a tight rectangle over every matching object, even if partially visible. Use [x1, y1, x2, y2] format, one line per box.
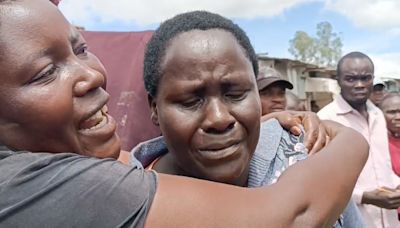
[79, 105, 109, 131]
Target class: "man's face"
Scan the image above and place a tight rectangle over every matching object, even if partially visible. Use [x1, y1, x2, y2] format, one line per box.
[259, 83, 287, 115]
[370, 85, 386, 107]
[0, 0, 120, 158]
[381, 96, 400, 135]
[150, 29, 261, 185]
[337, 58, 374, 107]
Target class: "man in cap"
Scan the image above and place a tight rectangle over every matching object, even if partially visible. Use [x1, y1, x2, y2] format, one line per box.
[370, 77, 387, 107]
[257, 67, 294, 115]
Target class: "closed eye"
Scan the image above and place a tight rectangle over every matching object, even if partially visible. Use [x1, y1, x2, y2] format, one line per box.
[27, 64, 58, 85]
[225, 91, 248, 101]
[180, 97, 203, 109]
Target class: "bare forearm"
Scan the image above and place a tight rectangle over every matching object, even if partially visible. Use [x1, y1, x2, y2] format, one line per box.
[146, 174, 300, 228]
[278, 122, 368, 225]
[145, 123, 368, 227]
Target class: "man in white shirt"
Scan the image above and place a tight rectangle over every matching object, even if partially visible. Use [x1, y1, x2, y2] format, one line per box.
[318, 52, 400, 227]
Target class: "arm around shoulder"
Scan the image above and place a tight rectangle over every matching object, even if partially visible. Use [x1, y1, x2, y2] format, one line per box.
[145, 121, 369, 227]
[275, 121, 368, 226]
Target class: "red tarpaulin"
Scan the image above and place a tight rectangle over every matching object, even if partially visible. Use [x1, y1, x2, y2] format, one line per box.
[82, 31, 160, 150]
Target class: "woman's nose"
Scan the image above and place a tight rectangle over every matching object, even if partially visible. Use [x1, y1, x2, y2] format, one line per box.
[73, 62, 105, 97]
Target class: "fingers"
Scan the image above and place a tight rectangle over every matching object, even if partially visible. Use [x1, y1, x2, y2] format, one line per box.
[300, 112, 324, 154]
[307, 124, 327, 155]
[280, 116, 301, 133]
[289, 126, 301, 135]
[375, 188, 400, 208]
[386, 192, 400, 200]
[303, 126, 318, 153]
[379, 186, 398, 193]
[267, 111, 302, 135]
[325, 135, 331, 145]
[385, 195, 400, 209]
[265, 111, 328, 154]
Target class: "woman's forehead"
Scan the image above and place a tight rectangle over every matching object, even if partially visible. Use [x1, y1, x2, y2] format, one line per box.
[382, 96, 400, 109]
[0, 0, 75, 84]
[167, 29, 240, 54]
[0, 0, 69, 34]
[162, 30, 248, 69]
[0, 0, 72, 60]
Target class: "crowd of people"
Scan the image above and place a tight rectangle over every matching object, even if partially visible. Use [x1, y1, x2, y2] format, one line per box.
[0, 0, 398, 227]
[256, 43, 400, 228]
[318, 52, 400, 227]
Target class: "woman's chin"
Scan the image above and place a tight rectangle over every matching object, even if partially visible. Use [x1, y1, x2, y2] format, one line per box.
[82, 133, 121, 159]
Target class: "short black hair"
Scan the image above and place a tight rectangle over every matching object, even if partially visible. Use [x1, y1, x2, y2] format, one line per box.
[143, 10, 258, 97]
[336, 51, 374, 78]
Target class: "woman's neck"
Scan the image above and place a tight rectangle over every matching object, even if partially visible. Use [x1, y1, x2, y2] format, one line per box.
[153, 152, 187, 176]
[117, 150, 130, 165]
[153, 152, 249, 187]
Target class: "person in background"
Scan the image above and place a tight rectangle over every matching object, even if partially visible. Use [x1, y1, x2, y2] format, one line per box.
[318, 51, 400, 228]
[257, 68, 307, 113]
[370, 77, 387, 108]
[381, 93, 400, 220]
[257, 67, 293, 115]
[381, 93, 400, 176]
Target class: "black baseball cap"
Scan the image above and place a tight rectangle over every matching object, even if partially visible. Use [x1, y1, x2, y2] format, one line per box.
[257, 68, 293, 91]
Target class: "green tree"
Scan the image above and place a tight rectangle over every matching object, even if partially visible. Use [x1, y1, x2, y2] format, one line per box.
[288, 31, 316, 64]
[288, 21, 343, 67]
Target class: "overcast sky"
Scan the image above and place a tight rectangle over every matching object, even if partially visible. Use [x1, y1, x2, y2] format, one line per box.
[59, 0, 400, 79]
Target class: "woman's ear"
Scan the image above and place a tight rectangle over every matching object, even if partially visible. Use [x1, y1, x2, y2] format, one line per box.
[148, 94, 159, 126]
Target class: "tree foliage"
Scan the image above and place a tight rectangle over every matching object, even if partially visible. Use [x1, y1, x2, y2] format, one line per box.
[288, 22, 343, 67]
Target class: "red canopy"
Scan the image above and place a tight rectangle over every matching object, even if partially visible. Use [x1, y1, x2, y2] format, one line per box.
[82, 31, 160, 150]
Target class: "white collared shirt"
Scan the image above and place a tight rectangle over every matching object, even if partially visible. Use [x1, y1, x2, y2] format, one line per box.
[318, 94, 399, 228]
